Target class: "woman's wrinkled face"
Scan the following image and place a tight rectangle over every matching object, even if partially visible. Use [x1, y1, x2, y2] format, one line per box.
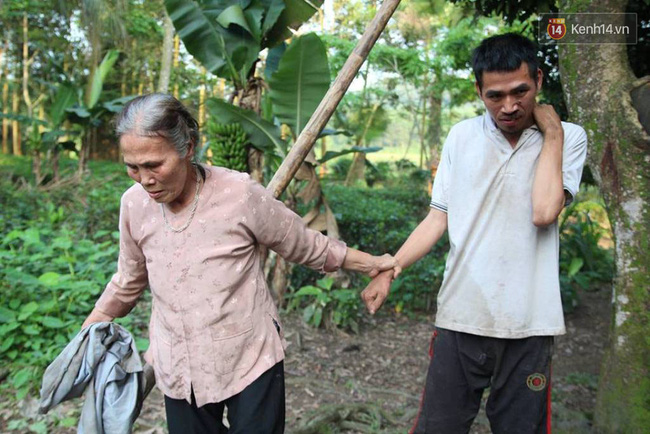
[121, 134, 192, 206]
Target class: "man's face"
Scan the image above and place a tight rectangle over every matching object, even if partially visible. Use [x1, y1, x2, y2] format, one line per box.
[476, 63, 542, 142]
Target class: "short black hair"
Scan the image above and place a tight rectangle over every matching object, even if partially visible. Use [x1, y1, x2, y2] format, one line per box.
[472, 33, 539, 90]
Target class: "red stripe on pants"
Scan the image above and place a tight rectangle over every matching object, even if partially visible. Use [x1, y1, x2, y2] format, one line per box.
[409, 330, 438, 434]
[546, 364, 553, 434]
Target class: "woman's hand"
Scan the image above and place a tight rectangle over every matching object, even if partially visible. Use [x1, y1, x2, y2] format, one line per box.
[81, 308, 114, 330]
[343, 248, 402, 278]
[367, 253, 402, 278]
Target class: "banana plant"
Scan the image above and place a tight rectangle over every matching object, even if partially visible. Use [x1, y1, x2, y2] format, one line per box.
[165, 0, 324, 182]
[165, 0, 323, 90]
[61, 50, 132, 175]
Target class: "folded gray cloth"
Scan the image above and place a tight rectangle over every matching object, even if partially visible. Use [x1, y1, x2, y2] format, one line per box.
[39, 322, 149, 434]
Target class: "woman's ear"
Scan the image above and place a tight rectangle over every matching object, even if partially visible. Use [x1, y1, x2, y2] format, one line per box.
[187, 141, 196, 160]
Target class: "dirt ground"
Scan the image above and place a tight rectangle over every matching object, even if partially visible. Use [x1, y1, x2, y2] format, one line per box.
[3, 287, 609, 433]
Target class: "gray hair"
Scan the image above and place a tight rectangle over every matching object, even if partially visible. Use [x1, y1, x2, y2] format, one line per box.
[115, 93, 200, 159]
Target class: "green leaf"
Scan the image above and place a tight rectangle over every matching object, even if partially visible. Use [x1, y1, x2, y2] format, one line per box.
[29, 421, 48, 434]
[294, 285, 322, 297]
[264, 42, 286, 79]
[217, 5, 254, 36]
[318, 128, 353, 139]
[263, 0, 323, 48]
[243, 1, 265, 41]
[101, 95, 136, 113]
[302, 304, 315, 324]
[313, 306, 323, 327]
[319, 146, 383, 164]
[0, 112, 48, 126]
[135, 337, 150, 352]
[23, 324, 41, 335]
[49, 84, 78, 126]
[16, 386, 29, 400]
[41, 317, 66, 329]
[19, 302, 39, 317]
[0, 336, 15, 352]
[165, 0, 257, 85]
[38, 272, 61, 287]
[12, 368, 31, 389]
[205, 98, 282, 153]
[0, 307, 16, 323]
[60, 417, 77, 428]
[165, 0, 228, 74]
[316, 276, 334, 290]
[66, 105, 91, 119]
[268, 33, 330, 136]
[568, 257, 584, 277]
[260, 0, 284, 35]
[88, 49, 119, 109]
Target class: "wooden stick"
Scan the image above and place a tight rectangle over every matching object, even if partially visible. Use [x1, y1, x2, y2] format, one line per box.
[267, 0, 402, 198]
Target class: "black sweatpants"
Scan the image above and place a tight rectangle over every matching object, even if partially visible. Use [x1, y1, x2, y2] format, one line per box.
[165, 361, 285, 434]
[410, 328, 553, 434]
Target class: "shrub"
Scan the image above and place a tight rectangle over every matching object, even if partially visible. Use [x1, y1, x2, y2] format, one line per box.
[286, 277, 362, 333]
[559, 190, 614, 312]
[289, 183, 448, 313]
[0, 163, 148, 398]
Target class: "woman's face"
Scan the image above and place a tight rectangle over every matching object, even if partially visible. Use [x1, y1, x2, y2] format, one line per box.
[121, 134, 194, 207]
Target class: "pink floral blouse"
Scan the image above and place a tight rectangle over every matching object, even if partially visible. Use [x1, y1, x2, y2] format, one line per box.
[95, 166, 347, 406]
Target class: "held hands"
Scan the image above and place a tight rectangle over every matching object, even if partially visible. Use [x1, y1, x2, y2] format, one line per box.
[360, 254, 401, 314]
[533, 104, 563, 139]
[367, 253, 402, 278]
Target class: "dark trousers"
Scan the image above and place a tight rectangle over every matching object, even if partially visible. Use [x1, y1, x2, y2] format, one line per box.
[410, 328, 553, 434]
[165, 361, 285, 434]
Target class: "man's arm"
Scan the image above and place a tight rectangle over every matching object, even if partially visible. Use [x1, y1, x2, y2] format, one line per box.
[361, 208, 448, 314]
[532, 104, 566, 227]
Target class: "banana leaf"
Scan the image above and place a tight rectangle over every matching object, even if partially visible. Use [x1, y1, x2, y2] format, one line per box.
[88, 50, 119, 109]
[268, 33, 330, 137]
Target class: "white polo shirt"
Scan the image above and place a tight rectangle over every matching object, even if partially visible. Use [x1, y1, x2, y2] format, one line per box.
[431, 113, 587, 338]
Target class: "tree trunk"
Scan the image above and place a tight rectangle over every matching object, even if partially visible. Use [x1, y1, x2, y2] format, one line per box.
[345, 101, 382, 186]
[0, 40, 5, 84]
[344, 151, 366, 186]
[173, 35, 180, 98]
[559, 1, 650, 431]
[239, 77, 265, 183]
[2, 81, 8, 154]
[22, 13, 42, 183]
[11, 87, 21, 155]
[158, 10, 174, 93]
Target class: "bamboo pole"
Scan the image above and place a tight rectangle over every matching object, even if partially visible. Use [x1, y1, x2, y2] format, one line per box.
[266, 0, 402, 198]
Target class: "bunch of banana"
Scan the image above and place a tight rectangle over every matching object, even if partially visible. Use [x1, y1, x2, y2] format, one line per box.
[206, 122, 249, 172]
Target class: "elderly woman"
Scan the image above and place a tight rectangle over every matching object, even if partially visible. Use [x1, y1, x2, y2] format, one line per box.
[82, 94, 398, 433]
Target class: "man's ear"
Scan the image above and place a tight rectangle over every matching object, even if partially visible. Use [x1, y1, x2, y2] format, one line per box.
[475, 81, 482, 98]
[536, 68, 544, 92]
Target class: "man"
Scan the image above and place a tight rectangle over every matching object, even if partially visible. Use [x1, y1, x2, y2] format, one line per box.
[362, 33, 587, 433]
